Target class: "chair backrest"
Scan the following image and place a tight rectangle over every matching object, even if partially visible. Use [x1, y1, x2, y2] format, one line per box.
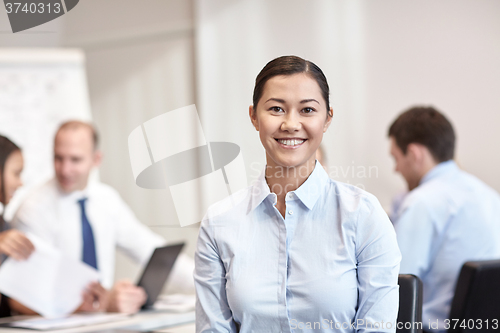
[448, 259, 500, 333]
[397, 274, 423, 333]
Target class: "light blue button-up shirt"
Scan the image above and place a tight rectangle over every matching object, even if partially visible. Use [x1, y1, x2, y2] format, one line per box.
[393, 160, 500, 332]
[195, 161, 401, 333]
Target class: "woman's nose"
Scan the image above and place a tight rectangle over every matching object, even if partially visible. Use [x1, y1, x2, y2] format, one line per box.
[280, 112, 301, 132]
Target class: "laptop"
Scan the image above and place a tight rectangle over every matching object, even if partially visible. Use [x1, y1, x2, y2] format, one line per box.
[137, 243, 185, 309]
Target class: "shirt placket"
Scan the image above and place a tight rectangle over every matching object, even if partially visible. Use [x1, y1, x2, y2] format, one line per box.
[285, 194, 299, 333]
[272, 193, 297, 333]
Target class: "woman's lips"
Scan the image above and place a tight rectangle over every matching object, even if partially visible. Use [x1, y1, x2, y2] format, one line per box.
[275, 138, 307, 149]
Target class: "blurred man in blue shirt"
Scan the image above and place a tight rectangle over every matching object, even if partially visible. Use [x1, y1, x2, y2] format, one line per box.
[388, 106, 500, 333]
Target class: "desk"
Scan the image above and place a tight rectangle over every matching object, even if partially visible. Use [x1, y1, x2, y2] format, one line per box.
[157, 323, 195, 333]
[0, 311, 195, 333]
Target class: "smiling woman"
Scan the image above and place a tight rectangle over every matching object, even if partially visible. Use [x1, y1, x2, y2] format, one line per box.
[194, 56, 402, 333]
[249, 63, 333, 216]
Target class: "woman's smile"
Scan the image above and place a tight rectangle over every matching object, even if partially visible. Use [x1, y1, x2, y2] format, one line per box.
[275, 137, 307, 149]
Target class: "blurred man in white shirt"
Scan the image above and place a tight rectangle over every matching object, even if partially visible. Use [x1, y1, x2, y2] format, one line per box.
[11, 121, 193, 314]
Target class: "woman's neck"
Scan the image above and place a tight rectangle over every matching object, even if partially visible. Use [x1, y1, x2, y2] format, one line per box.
[265, 158, 316, 216]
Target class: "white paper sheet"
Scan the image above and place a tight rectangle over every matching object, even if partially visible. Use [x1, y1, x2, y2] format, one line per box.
[0, 234, 99, 318]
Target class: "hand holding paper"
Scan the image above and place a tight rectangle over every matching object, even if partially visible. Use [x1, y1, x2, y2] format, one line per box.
[0, 229, 34, 260]
[0, 233, 99, 318]
[75, 281, 110, 312]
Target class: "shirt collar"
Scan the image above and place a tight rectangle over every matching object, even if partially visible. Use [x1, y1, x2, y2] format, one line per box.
[250, 160, 329, 212]
[54, 178, 92, 202]
[419, 160, 458, 185]
[250, 169, 274, 212]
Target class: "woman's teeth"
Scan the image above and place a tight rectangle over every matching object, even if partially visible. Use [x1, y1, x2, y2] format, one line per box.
[277, 139, 305, 146]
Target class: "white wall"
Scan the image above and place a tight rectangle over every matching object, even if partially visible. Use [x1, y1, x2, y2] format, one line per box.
[0, 6, 64, 46]
[361, 0, 500, 205]
[61, 0, 198, 281]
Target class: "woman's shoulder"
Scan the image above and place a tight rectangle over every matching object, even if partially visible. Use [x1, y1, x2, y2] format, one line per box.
[327, 180, 394, 245]
[202, 183, 255, 226]
[325, 179, 382, 214]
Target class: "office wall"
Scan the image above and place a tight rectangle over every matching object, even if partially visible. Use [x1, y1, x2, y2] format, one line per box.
[61, 0, 198, 281]
[0, 8, 63, 46]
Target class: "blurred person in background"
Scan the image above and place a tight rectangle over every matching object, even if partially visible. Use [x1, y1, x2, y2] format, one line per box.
[388, 106, 500, 333]
[11, 121, 194, 315]
[0, 135, 35, 317]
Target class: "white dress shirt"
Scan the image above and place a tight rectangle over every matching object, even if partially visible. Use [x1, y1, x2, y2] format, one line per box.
[195, 161, 401, 333]
[12, 178, 191, 290]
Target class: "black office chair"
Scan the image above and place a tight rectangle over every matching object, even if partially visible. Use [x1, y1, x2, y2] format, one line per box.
[397, 274, 423, 333]
[448, 259, 500, 333]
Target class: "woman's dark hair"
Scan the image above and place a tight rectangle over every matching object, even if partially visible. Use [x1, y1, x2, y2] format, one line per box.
[0, 135, 21, 206]
[388, 106, 455, 163]
[252, 56, 331, 115]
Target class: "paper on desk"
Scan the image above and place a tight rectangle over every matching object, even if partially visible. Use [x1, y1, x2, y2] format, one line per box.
[0, 233, 99, 318]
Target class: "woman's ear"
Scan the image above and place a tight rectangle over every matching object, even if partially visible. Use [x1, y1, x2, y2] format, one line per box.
[249, 105, 259, 131]
[323, 107, 333, 132]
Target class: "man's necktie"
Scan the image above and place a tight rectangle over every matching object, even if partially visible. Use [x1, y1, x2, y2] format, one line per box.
[77, 198, 98, 270]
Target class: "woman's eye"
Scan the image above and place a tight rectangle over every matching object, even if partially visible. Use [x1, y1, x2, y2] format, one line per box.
[270, 106, 284, 113]
[302, 107, 315, 114]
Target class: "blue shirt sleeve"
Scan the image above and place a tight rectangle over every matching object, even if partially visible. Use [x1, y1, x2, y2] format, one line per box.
[194, 219, 238, 333]
[354, 194, 402, 333]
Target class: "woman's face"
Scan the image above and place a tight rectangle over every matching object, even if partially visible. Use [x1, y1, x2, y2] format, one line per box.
[1, 150, 23, 205]
[250, 73, 332, 170]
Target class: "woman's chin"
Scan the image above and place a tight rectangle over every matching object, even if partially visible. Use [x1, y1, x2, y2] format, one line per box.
[269, 157, 314, 170]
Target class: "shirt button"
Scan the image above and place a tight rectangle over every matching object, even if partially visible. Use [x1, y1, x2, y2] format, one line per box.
[288, 210, 293, 215]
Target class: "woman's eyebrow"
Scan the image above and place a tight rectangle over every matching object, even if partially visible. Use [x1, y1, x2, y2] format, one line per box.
[264, 98, 319, 104]
[265, 98, 286, 104]
[300, 99, 320, 104]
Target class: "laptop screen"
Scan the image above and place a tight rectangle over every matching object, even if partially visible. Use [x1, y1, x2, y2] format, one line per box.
[137, 243, 185, 308]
